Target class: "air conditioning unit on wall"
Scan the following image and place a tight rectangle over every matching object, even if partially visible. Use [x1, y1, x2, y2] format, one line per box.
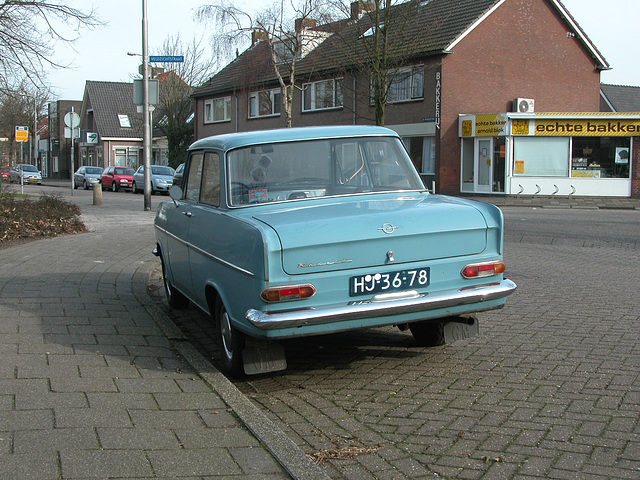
[514, 98, 535, 113]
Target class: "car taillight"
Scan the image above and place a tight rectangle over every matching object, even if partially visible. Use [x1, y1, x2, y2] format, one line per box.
[260, 284, 316, 303]
[462, 260, 506, 279]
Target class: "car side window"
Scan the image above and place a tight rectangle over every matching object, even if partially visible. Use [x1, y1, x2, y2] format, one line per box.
[185, 153, 204, 202]
[199, 152, 220, 206]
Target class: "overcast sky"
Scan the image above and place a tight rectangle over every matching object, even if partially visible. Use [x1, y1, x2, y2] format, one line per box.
[47, 0, 640, 100]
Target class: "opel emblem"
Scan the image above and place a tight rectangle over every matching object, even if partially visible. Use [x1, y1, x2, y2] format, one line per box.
[379, 223, 399, 234]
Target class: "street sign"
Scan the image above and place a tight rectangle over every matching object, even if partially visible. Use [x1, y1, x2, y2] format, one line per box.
[133, 79, 159, 105]
[15, 126, 28, 142]
[149, 55, 184, 63]
[64, 112, 80, 128]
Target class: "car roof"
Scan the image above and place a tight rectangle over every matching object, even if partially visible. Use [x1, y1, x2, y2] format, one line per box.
[189, 125, 400, 152]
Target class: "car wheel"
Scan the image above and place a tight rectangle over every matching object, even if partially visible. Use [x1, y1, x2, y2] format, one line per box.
[83, 180, 88, 190]
[160, 256, 189, 309]
[132, 182, 137, 194]
[409, 320, 446, 347]
[112, 182, 118, 192]
[216, 302, 245, 377]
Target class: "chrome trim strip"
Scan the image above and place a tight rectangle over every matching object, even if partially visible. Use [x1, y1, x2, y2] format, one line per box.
[154, 225, 255, 277]
[246, 279, 517, 330]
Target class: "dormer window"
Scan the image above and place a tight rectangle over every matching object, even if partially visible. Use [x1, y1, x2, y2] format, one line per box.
[362, 23, 384, 38]
[118, 114, 131, 128]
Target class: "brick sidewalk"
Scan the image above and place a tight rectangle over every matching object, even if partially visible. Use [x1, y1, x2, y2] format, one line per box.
[0, 188, 327, 479]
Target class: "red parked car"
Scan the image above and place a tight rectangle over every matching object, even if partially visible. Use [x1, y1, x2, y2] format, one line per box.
[0, 166, 9, 182]
[101, 166, 135, 192]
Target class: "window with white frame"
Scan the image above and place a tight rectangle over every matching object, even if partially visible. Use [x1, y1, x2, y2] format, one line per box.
[383, 66, 424, 104]
[248, 88, 281, 118]
[302, 78, 344, 112]
[118, 114, 132, 128]
[204, 97, 232, 123]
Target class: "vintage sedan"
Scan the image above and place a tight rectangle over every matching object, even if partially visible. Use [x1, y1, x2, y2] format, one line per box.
[154, 126, 516, 376]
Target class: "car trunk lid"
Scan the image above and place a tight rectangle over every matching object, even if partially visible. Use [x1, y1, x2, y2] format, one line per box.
[252, 194, 489, 275]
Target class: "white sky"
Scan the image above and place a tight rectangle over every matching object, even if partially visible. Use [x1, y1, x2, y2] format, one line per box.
[47, 0, 640, 100]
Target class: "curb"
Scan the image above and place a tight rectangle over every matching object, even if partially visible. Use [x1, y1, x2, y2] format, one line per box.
[143, 266, 330, 480]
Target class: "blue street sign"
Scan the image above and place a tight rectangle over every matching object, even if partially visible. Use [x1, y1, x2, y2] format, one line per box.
[149, 55, 184, 63]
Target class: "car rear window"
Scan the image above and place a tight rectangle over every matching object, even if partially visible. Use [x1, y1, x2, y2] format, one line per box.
[227, 136, 423, 206]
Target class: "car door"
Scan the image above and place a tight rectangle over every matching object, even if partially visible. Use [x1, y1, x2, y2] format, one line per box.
[183, 151, 224, 309]
[163, 152, 205, 300]
[102, 167, 112, 188]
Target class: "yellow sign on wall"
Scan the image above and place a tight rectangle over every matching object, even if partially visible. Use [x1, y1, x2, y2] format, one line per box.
[534, 119, 640, 136]
[461, 120, 473, 137]
[475, 114, 507, 136]
[512, 119, 529, 135]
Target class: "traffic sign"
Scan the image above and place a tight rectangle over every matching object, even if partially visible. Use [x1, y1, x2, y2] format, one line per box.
[64, 112, 80, 128]
[15, 126, 28, 142]
[149, 55, 184, 63]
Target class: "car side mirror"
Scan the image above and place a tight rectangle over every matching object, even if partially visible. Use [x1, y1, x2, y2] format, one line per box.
[169, 185, 183, 205]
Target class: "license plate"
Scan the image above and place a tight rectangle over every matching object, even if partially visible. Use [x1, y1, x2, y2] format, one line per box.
[349, 268, 430, 296]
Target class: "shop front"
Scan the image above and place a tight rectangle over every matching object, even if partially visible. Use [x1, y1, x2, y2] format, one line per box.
[459, 113, 638, 197]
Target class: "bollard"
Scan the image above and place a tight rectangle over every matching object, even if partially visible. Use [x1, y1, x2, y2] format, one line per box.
[93, 183, 103, 205]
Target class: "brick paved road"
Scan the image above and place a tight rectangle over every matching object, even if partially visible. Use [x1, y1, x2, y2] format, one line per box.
[158, 207, 640, 479]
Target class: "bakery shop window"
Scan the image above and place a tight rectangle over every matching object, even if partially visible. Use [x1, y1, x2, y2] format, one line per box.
[571, 137, 630, 179]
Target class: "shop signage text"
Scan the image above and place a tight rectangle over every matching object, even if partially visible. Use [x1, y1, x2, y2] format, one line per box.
[534, 119, 640, 136]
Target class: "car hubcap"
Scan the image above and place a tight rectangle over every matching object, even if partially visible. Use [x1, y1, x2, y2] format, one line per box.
[220, 310, 233, 360]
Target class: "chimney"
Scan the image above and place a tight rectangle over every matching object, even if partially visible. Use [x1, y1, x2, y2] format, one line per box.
[295, 17, 317, 33]
[252, 30, 268, 45]
[351, 1, 375, 20]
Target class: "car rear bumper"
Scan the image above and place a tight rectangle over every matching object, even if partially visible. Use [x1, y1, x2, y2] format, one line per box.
[246, 278, 517, 330]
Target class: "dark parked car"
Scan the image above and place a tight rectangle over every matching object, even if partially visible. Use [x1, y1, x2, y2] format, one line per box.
[74, 166, 104, 189]
[101, 166, 134, 192]
[154, 126, 516, 377]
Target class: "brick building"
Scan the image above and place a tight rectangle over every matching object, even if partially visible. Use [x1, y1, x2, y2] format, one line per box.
[192, 0, 639, 198]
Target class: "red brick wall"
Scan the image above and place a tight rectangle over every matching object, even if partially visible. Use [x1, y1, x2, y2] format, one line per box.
[438, 0, 603, 194]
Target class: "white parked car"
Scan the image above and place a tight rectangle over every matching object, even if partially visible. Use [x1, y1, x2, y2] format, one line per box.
[132, 165, 175, 194]
[10, 164, 42, 185]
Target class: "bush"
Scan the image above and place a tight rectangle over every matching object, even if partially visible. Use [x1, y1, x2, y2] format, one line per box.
[0, 187, 87, 245]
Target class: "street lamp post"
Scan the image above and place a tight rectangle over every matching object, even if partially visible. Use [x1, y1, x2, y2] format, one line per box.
[141, 0, 151, 211]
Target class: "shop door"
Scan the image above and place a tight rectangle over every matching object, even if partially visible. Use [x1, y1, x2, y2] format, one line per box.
[475, 139, 493, 193]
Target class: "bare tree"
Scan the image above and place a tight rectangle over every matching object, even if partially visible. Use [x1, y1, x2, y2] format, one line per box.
[152, 34, 218, 168]
[0, 81, 50, 165]
[197, 0, 333, 127]
[0, 1, 100, 93]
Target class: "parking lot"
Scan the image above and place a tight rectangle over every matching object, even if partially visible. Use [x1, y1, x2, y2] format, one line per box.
[5, 182, 640, 479]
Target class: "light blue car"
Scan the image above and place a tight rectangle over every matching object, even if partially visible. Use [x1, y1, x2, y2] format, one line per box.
[132, 165, 175, 194]
[153, 126, 516, 376]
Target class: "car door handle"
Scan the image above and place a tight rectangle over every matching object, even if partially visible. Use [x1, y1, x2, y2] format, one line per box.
[182, 211, 193, 217]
